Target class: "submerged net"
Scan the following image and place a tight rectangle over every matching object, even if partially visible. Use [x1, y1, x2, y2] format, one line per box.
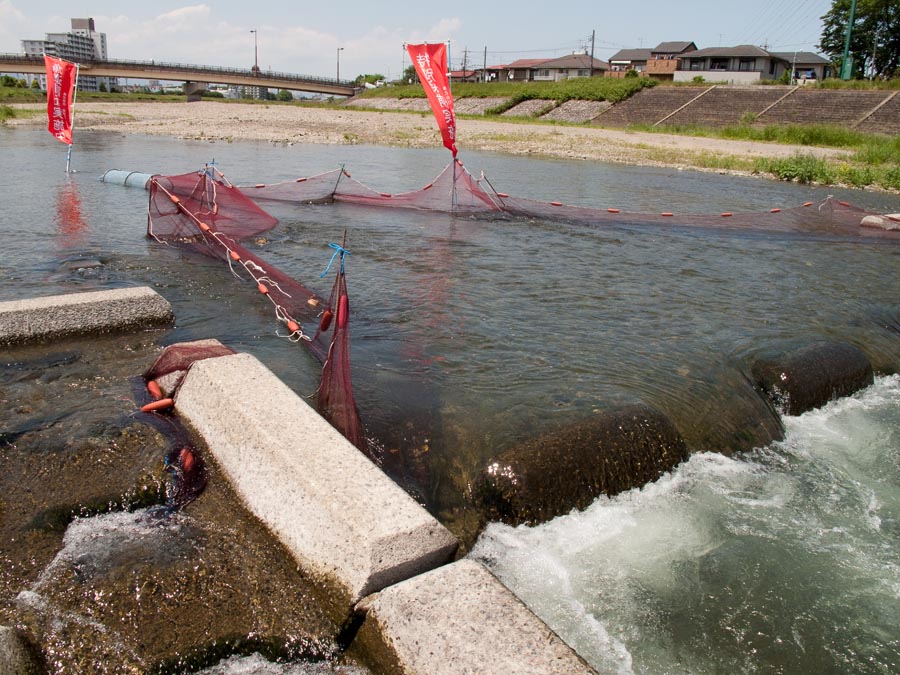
[241, 159, 900, 241]
[313, 242, 367, 453]
[147, 166, 367, 449]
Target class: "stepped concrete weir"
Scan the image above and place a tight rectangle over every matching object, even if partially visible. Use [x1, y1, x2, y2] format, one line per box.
[174, 351, 597, 673]
[0, 286, 173, 345]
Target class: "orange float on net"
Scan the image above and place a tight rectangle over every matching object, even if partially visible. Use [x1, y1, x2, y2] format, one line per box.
[147, 380, 163, 400]
[550, 201, 563, 207]
[380, 193, 392, 198]
[169, 194, 181, 204]
[141, 398, 174, 413]
[423, 183, 433, 190]
[255, 183, 266, 188]
[607, 208, 620, 213]
[229, 250, 241, 261]
[721, 212, 733, 217]
[838, 200, 851, 207]
[287, 320, 300, 333]
[337, 294, 349, 328]
[319, 309, 333, 332]
[661, 212, 674, 217]
[496, 192, 509, 198]
[343, 170, 351, 177]
[199, 222, 211, 232]
[770, 208, 781, 213]
[179, 448, 195, 473]
[296, 177, 307, 183]
[257, 283, 269, 295]
[803, 201, 814, 207]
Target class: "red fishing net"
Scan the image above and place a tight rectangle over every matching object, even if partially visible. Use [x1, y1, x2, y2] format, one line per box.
[147, 166, 367, 450]
[239, 159, 900, 241]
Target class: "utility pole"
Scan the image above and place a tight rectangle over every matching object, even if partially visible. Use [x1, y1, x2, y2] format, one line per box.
[483, 46, 487, 82]
[589, 29, 595, 77]
[841, 0, 858, 80]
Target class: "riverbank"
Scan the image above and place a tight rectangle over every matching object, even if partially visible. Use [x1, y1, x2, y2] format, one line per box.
[6, 99, 853, 177]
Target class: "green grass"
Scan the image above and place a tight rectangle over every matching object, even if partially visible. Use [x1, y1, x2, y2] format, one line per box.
[626, 120, 900, 191]
[0, 104, 16, 122]
[359, 77, 655, 105]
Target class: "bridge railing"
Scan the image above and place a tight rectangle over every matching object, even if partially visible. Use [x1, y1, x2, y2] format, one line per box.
[0, 52, 355, 88]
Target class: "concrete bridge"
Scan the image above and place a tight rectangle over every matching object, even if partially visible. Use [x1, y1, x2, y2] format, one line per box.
[0, 53, 358, 98]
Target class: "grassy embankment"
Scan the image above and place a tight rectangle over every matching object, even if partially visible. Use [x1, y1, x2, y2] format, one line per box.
[358, 77, 900, 191]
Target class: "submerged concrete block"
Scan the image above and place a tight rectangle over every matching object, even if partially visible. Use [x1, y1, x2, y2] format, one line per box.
[0, 626, 41, 675]
[0, 287, 172, 345]
[353, 559, 598, 675]
[474, 404, 689, 526]
[750, 340, 874, 416]
[174, 352, 458, 607]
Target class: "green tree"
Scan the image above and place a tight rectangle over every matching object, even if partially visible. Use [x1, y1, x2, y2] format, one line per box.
[276, 89, 293, 101]
[819, 0, 900, 79]
[353, 73, 386, 87]
[403, 65, 418, 84]
[0, 75, 16, 87]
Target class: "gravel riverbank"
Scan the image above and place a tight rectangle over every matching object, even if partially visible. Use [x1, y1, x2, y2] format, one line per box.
[8, 99, 852, 173]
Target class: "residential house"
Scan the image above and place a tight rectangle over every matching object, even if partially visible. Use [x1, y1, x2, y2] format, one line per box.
[505, 58, 546, 82]
[450, 68, 478, 83]
[770, 51, 831, 82]
[608, 41, 697, 80]
[608, 48, 652, 73]
[645, 41, 697, 80]
[531, 53, 608, 81]
[676, 45, 789, 84]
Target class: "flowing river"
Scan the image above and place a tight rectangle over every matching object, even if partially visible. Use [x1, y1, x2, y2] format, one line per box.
[1, 127, 899, 673]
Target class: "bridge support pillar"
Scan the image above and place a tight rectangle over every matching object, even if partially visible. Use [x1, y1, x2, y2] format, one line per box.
[184, 81, 207, 102]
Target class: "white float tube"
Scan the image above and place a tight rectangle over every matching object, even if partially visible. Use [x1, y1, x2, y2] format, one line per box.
[100, 169, 154, 189]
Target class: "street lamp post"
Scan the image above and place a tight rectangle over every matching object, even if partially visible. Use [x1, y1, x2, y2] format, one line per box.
[250, 29, 259, 75]
[337, 46, 344, 82]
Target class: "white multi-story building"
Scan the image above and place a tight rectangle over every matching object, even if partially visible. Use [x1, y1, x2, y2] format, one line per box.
[22, 18, 115, 92]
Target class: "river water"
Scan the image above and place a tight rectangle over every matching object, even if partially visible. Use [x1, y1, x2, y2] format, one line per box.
[1, 127, 899, 673]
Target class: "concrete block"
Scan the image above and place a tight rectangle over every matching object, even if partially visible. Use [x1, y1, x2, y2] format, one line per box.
[354, 559, 598, 675]
[0, 287, 173, 345]
[0, 626, 41, 675]
[174, 352, 459, 607]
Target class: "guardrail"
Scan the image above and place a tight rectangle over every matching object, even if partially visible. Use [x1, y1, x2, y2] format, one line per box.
[0, 53, 358, 92]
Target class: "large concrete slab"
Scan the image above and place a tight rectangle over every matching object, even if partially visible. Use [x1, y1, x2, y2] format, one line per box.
[354, 559, 598, 675]
[0, 286, 172, 345]
[174, 352, 459, 607]
[0, 625, 41, 675]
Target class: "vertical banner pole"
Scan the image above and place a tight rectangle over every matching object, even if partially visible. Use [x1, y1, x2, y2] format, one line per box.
[66, 63, 80, 174]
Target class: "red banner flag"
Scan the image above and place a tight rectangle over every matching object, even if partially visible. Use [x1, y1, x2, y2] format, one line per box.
[44, 55, 77, 145]
[406, 43, 457, 156]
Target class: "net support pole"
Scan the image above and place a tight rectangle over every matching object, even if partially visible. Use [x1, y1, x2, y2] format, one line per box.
[65, 63, 80, 174]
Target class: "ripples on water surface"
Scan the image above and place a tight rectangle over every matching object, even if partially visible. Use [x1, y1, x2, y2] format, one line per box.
[1, 128, 899, 672]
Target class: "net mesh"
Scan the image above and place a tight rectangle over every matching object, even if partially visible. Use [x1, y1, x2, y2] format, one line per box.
[240, 159, 900, 241]
[147, 167, 366, 449]
[313, 244, 367, 453]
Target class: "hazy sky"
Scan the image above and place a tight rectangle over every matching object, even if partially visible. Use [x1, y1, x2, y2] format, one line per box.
[0, 0, 834, 80]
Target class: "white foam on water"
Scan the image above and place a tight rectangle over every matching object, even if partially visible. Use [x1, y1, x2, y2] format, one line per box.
[469, 375, 900, 674]
[195, 652, 369, 675]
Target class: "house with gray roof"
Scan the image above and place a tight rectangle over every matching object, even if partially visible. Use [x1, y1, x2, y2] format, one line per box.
[770, 52, 831, 82]
[676, 45, 791, 83]
[532, 53, 608, 80]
